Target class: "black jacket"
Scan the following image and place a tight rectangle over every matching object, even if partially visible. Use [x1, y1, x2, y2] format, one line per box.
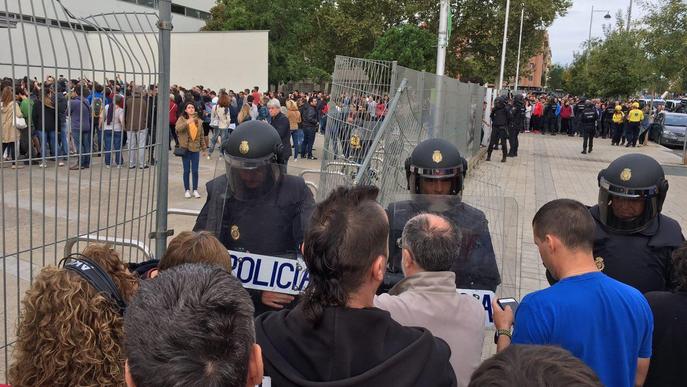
[32, 100, 58, 132]
[256, 304, 457, 387]
[589, 205, 684, 293]
[271, 112, 292, 161]
[580, 107, 599, 128]
[302, 103, 318, 129]
[490, 106, 511, 127]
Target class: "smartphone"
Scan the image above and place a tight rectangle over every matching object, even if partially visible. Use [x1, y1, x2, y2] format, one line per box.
[497, 297, 519, 314]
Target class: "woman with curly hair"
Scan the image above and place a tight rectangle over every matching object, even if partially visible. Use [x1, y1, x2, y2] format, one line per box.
[9, 244, 138, 387]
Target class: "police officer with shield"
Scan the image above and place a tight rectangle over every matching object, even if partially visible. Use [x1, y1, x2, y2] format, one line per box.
[382, 138, 502, 293]
[547, 154, 684, 293]
[508, 95, 525, 157]
[194, 120, 315, 315]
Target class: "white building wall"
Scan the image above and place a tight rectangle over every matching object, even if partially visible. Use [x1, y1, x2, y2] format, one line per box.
[1, 24, 268, 94]
[4, 0, 207, 32]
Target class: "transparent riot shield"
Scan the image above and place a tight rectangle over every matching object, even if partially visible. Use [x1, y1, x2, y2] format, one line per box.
[383, 192, 519, 328]
[194, 156, 316, 315]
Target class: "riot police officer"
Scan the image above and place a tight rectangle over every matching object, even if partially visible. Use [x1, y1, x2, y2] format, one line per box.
[383, 138, 502, 293]
[573, 97, 586, 135]
[601, 101, 615, 139]
[194, 120, 315, 315]
[547, 154, 684, 293]
[488, 97, 510, 162]
[508, 94, 525, 157]
[580, 100, 599, 154]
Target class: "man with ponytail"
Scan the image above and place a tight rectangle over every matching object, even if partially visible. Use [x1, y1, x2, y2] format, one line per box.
[255, 185, 457, 387]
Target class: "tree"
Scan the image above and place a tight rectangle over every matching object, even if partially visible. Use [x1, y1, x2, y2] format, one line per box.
[586, 27, 648, 98]
[548, 64, 564, 90]
[641, 0, 687, 94]
[203, 0, 324, 87]
[368, 25, 436, 72]
[202, 0, 573, 87]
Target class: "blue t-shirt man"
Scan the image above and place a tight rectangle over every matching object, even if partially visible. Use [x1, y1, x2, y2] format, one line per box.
[512, 272, 653, 387]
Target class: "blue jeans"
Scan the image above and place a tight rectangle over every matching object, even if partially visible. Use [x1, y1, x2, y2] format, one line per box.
[59, 129, 69, 159]
[40, 130, 58, 159]
[302, 127, 316, 158]
[72, 130, 91, 167]
[291, 129, 304, 158]
[208, 128, 229, 155]
[182, 151, 200, 190]
[103, 130, 123, 165]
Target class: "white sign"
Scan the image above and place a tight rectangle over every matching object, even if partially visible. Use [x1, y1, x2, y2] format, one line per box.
[229, 250, 309, 295]
[457, 288, 496, 328]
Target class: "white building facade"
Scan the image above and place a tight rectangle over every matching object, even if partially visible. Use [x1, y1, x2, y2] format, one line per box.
[1, 0, 268, 92]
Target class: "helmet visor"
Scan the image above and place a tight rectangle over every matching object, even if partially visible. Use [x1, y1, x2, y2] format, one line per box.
[598, 179, 659, 233]
[223, 154, 283, 201]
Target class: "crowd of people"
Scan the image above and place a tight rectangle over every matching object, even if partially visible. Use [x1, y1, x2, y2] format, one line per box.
[486, 92, 683, 161]
[0, 75, 336, 198]
[5, 148, 686, 387]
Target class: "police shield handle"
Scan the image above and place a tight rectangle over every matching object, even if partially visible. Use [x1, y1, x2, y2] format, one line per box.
[261, 291, 295, 309]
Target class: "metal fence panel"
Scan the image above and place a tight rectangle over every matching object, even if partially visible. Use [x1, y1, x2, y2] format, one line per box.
[0, 0, 163, 379]
[320, 56, 488, 206]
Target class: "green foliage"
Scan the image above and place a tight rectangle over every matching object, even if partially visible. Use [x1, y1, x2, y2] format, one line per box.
[586, 29, 648, 98]
[368, 25, 436, 72]
[641, 0, 687, 94]
[203, 0, 572, 87]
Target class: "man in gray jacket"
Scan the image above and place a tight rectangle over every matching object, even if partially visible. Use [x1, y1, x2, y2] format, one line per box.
[375, 213, 485, 387]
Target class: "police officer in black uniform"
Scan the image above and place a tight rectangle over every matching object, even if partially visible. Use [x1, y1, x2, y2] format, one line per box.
[601, 101, 615, 139]
[580, 100, 599, 154]
[194, 120, 315, 315]
[547, 154, 684, 293]
[573, 97, 586, 136]
[508, 95, 525, 157]
[488, 97, 510, 162]
[382, 138, 502, 293]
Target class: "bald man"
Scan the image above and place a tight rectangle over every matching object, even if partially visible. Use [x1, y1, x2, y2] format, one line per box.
[375, 213, 485, 387]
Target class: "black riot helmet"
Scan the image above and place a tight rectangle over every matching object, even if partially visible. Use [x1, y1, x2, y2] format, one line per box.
[221, 120, 285, 200]
[597, 154, 668, 234]
[584, 100, 594, 109]
[494, 96, 506, 109]
[405, 138, 468, 196]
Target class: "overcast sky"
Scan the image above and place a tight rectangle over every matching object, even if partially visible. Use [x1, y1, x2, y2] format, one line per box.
[548, 0, 647, 65]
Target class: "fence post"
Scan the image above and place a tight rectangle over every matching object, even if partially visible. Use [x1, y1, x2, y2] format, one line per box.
[153, 0, 173, 257]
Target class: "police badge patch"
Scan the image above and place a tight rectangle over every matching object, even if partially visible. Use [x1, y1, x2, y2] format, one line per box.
[620, 168, 632, 182]
[231, 225, 240, 240]
[432, 150, 443, 163]
[239, 141, 250, 155]
[594, 256, 605, 271]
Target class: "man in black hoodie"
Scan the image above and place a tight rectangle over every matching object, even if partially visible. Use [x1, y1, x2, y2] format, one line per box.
[256, 185, 457, 387]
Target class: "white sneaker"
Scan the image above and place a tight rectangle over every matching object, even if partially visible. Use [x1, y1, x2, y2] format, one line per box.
[58, 161, 65, 166]
[207, 155, 211, 160]
[184, 190, 191, 199]
[193, 190, 201, 198]
[39, 162, 47, 168]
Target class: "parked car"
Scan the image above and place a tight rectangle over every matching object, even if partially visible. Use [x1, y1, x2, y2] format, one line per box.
[649, 111, 687, 147]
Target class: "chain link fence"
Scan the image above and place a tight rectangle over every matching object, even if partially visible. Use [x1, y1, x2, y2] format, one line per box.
[0, 0, 167, 378]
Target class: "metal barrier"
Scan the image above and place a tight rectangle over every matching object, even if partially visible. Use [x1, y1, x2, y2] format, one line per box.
[63, 233, 155, 261]
[318, 56, 487, 206]
[0, 0, 171, 379]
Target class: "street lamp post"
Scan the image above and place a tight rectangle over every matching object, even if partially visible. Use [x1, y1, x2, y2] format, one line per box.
[627, 0, 633, 32]
[514, 6, 524, 93]
[498, 0, 511, 91]
[588, 5, 612, 44]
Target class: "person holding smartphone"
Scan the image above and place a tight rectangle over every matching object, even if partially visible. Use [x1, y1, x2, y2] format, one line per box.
[493, 199, 653, 387]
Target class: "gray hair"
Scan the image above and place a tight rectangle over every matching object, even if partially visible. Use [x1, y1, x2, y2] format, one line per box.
[267, 98, 281, 109]
[401, 213, 460, 271]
